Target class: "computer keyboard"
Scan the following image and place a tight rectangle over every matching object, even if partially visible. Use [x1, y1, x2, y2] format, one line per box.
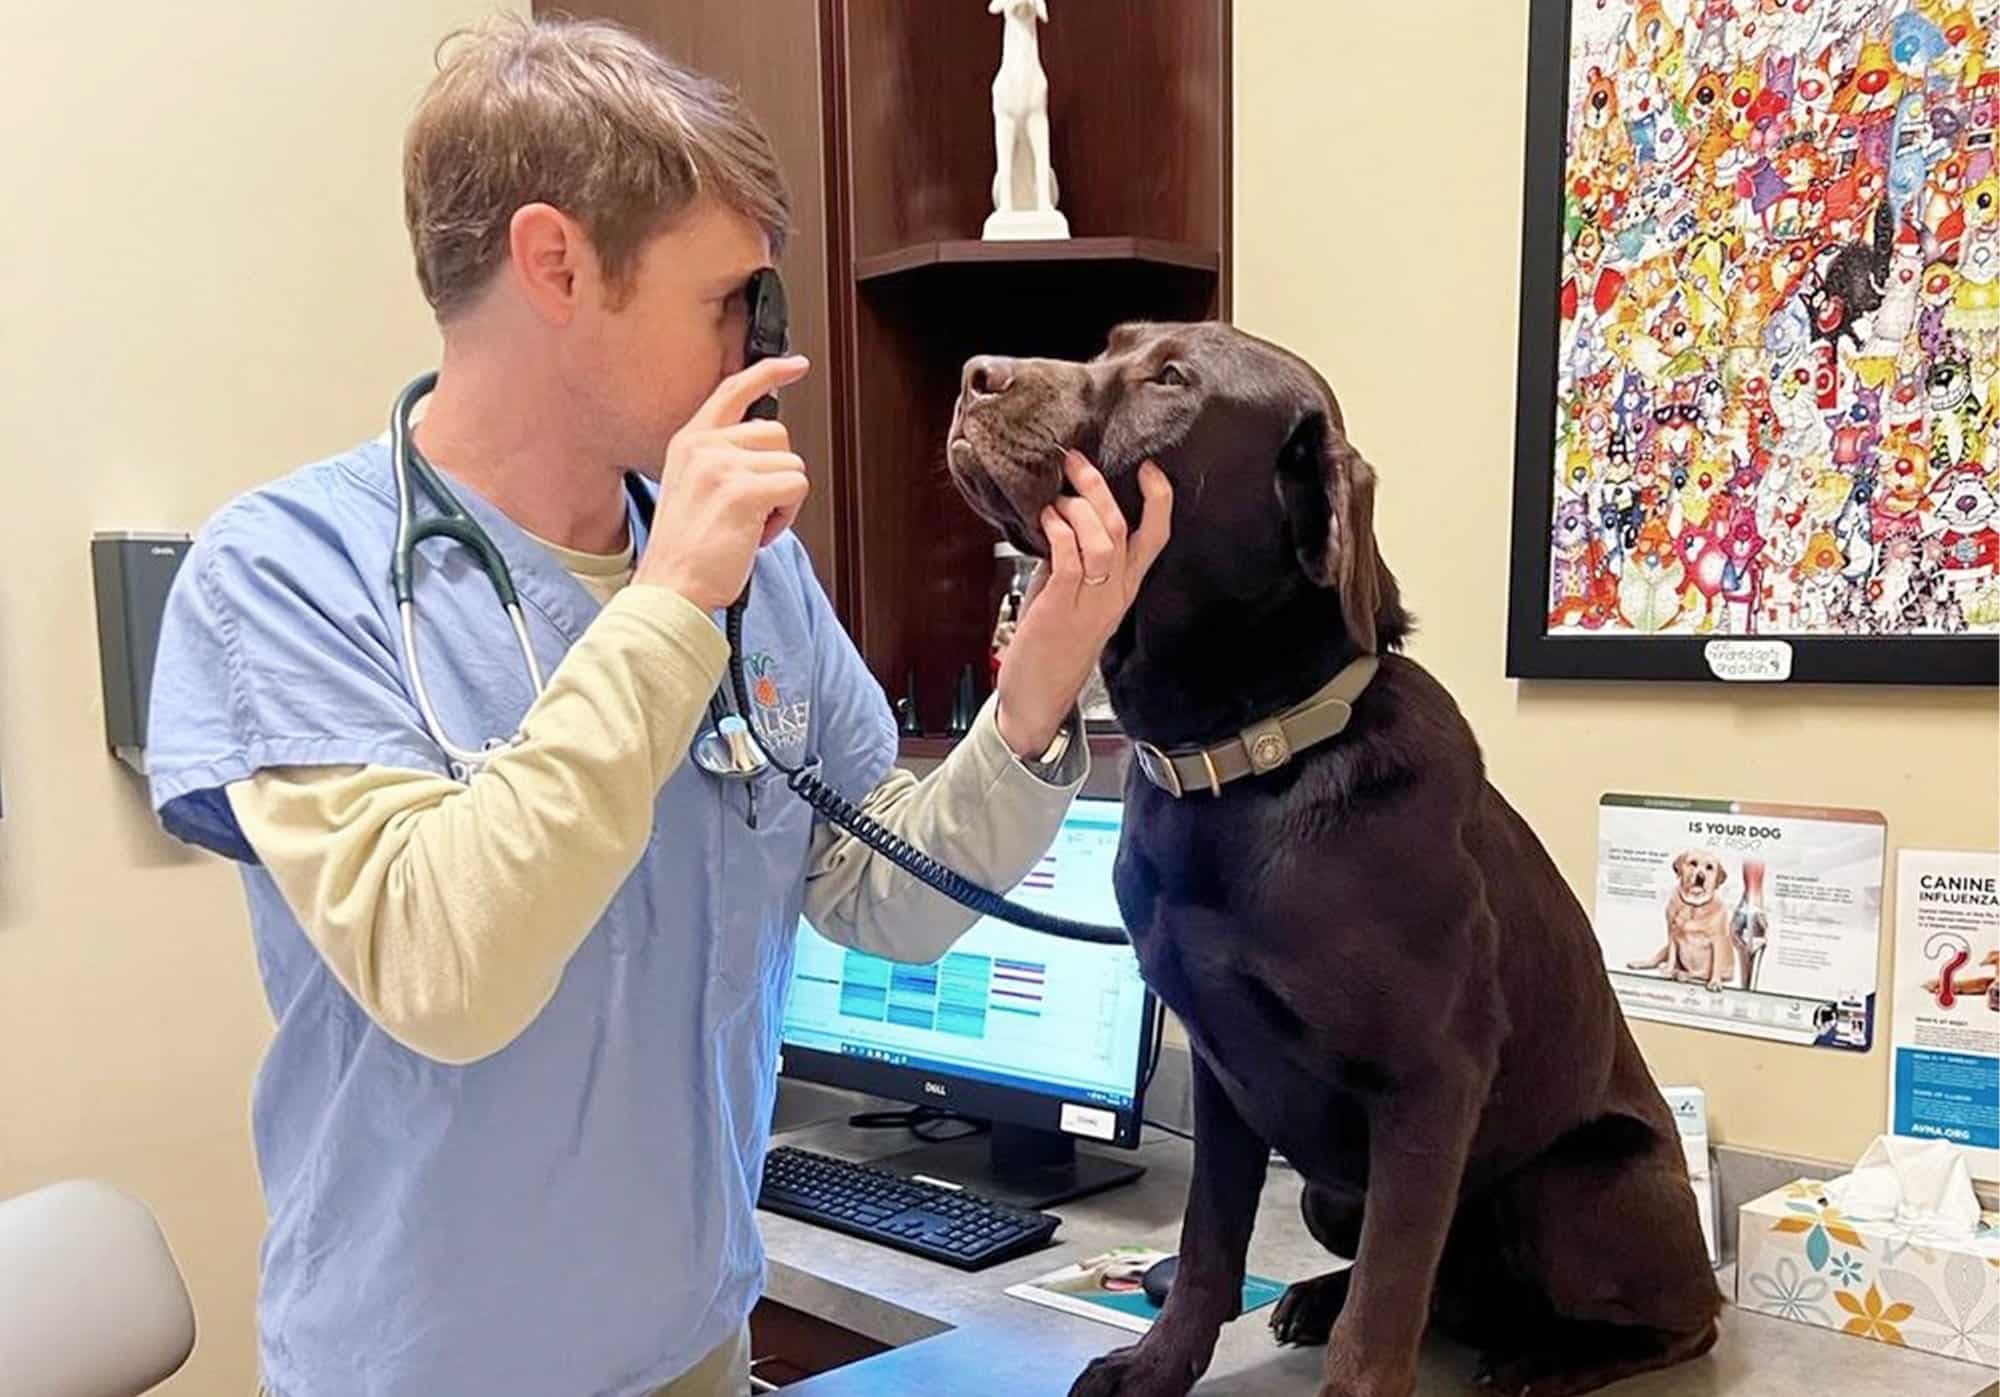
[757, 1145, 1059, 1271]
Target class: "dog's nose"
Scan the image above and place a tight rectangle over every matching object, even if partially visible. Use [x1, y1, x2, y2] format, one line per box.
[963, 356, 1016, 399]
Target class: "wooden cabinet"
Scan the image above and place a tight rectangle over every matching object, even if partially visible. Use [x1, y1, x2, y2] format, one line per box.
[745, 1297, 891, 1389]
[540, 0, 1232, 745]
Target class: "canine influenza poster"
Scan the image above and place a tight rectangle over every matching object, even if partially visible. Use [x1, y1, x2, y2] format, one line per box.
[1888, 848, 2000, 1183]
[1596, 794, 1886, 1049]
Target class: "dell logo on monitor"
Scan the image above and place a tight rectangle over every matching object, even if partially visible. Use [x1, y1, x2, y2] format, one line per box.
[923, 1081, 948, 1098]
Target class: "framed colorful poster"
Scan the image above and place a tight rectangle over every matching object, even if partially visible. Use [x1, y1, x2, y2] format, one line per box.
[1594, 793, 1886, 1049]
[1509, 0, 2000, 683]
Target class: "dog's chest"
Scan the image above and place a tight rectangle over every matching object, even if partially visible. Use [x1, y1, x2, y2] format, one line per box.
[1117, 807, 1380, 1181]
[1114, 823, 1267, 1017]
[1205, 1046, 1372, 1183]
[1117, 812, 1345, 1017]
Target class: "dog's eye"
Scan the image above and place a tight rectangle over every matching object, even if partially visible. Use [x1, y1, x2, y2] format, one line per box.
[1153, 362, 1191, 388]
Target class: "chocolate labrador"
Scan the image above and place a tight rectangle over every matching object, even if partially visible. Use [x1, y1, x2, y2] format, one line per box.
[945, 323, 1720, 1397]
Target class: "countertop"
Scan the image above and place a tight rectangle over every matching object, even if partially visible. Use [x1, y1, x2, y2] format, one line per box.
[759, 1117, 1996, 1396]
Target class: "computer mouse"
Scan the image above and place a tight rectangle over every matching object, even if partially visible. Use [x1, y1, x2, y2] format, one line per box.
[1141, 1254, 1178, 1307]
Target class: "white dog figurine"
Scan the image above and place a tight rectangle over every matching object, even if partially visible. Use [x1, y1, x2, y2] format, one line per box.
[984, 0, 1070, 240]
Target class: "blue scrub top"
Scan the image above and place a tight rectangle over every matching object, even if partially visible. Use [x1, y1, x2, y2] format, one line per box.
[146, 439, 897, 1397]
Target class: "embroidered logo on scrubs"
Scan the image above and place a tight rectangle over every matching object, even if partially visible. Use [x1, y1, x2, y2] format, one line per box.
[746, 651, 810, 753]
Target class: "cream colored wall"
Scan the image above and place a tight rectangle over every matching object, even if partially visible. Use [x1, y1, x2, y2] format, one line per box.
[1234, 4, 1998, 1168]
[0, 3, 517, 1390]
[0, 4, 1990, 1387]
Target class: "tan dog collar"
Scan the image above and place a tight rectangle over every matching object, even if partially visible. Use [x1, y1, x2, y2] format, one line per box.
[1131, 656, 1379, 799]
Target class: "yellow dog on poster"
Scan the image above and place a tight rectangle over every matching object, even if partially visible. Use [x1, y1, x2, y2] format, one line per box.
[1628, 850, 1735, 991]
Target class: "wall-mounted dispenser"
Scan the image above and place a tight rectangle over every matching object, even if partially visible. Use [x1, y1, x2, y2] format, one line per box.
[91, 532, 192, 775]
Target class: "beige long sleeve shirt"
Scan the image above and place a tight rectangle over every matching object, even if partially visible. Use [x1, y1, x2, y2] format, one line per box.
[225, 533, 1087, 1065]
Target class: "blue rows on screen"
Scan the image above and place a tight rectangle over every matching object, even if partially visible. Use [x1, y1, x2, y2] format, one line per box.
[777, 799, 1148, 1110]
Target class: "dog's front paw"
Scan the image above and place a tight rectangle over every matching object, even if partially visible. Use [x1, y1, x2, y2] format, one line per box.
[1270, 1269, 1352, 1346]
[1068, 1342, 1202, 1397]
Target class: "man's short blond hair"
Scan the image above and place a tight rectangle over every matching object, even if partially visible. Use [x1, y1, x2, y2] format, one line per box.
[403, 13, 791, 321]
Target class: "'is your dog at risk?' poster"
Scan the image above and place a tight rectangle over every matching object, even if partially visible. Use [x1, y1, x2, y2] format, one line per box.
[1595, 794, 1887, 1051]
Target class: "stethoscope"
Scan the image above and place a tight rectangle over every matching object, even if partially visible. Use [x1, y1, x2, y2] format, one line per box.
[388, 370, 765, 786]
[370, 270, 1132, 943]
[383, 343, 1125, 945]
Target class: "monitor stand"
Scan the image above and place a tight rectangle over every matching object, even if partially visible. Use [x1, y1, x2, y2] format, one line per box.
[876, 1121, 1145, 1212]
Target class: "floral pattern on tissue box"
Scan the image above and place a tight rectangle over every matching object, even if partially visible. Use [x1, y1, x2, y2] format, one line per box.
[1737, 1179, 2000, 1368]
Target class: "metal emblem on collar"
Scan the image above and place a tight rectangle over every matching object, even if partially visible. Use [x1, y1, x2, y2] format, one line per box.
[1243, 719, 1291, 775]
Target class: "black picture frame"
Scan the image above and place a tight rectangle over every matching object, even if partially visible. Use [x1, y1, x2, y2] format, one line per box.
[1506, 0, 1999, 685]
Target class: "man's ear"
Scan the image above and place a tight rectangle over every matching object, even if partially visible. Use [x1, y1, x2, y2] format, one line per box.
[507, 202, 586, 326]
[1274, 408, 1387, 654]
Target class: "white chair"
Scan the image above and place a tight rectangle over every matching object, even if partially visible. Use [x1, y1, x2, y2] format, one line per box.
[0, 1180, 196, 1396]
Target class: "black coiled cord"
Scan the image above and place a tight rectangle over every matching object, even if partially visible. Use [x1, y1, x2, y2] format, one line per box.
[724, 590, 1130, 945]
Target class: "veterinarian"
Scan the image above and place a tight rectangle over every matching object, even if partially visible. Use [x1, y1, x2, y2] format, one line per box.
[142, 16, 1170, 1397]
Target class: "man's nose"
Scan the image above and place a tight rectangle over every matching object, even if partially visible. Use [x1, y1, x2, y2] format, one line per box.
[963, 356, 1016, 399]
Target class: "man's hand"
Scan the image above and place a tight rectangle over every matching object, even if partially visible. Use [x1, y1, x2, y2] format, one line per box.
[994, 452, 1173, 759]
[635, 355, 812, 612]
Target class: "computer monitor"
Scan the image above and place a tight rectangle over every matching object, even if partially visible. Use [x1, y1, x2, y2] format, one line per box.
[777, 796, 1156, 1209]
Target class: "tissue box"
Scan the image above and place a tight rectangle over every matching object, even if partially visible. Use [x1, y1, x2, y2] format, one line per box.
[1737, 1179, 2000, 1367]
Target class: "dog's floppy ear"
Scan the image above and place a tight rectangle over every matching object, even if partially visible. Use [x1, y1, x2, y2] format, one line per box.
[1275, 408, 1393, 653]
[1716, 862, 1729, 887]
[1673, 852, 1689, 878]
